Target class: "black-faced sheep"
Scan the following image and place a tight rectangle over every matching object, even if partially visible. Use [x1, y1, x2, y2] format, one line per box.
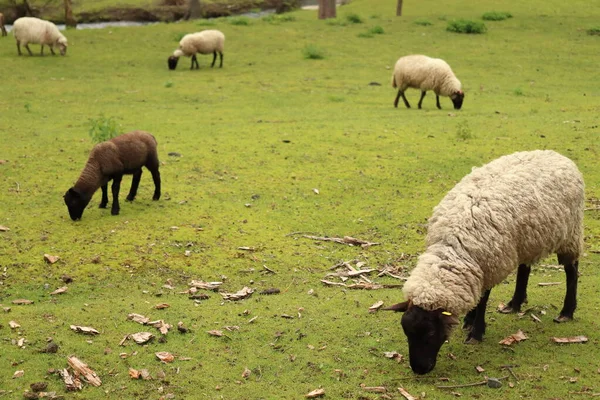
[392, 54, 464, 110]
[0, 13, 7, 37]
[384, 150, 584, 374]
[168, 30, 225, 70]
[64, 131, 161, 221]
[13, 17, 68, 56]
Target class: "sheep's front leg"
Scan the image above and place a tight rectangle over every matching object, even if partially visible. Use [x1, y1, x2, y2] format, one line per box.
[394, 90, 411, 108]
[126, 169, 143, 201]
[218, 51, 223, 68]
[190, 54, 199, 69]
[110, 175, 123, 215]
[464, 289, 491, 344]
[50, 46, 56, 55]
[211, 51, 217, 68]
[150, 168, 161, 201]
[499, 264, 530, 313]
[555, 254, 578, 322]
[16, 41, 23, 56]
[418, 91, 427, 109]
[99, 184, 109, 208]
[40, 45, 44, 55]
[24, 44, 33, 56]
[436, 95, 442, 109]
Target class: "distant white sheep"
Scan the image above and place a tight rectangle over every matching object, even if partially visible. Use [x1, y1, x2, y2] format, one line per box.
[168, 29, 225, 70]
[392, 54, 464, 110]
[13, 17, 68, 56]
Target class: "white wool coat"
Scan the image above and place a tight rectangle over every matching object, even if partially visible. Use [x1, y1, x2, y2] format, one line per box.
[403, 150, 584, 315]
[392, 55, 461, 96]
[12, 17, 67, 49]
[173, 30, 225, 58]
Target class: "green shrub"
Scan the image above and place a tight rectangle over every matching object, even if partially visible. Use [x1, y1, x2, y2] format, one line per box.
[228, 16, 251, 26]
[326, 18, 347, 26]
[303, 44, 325, 60]
[88, 116, 120, 144]
[514, 88, 524, 96]
[587, 27, 600, 36]
[357, 32, 373, 38]
[164, 81, 174, 88]
[447, 19, 487, 34]
[482, 11, 513, 21]
[414, 19, 433, 26]
[456, 121, 473, 140]
[346, 13, 363, 24]
[369, 25, 384, 34]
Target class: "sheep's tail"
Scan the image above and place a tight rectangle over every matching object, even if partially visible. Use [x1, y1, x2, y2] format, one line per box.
[391, 73, 397, 89]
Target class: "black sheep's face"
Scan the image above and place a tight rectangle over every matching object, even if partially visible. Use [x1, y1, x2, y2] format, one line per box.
[451, 90, 464, 110]
[168, 56, 179, 70]
[400, 305, 458, 374]
[63, 188, 90, 221]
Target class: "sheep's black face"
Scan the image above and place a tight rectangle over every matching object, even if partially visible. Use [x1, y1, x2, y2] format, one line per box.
[401, 306, 456, 374]
[168, 56, 179, 70]
[451, 90, 464, 110]
[63, 188, 90, 221]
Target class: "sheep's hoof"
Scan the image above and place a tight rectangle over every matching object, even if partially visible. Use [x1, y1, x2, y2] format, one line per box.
[498, 305, 517, 314]
[553, 315, 573, 323]
[99, 204, 107, 209]
[464, 337, 481, 345]
[111, 209, 120, 216]
[126, 196, 135, 202]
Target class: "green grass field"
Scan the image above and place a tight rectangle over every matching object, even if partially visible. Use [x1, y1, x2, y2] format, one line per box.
[1, 0, 599, 398]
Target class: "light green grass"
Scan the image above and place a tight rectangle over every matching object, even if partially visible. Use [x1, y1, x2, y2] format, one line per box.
[1, 0, 600, 399]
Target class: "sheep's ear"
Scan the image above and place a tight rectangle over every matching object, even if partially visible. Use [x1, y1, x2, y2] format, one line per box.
[440, 311, 459, 326]
[382, 301, 411, 313]
[68, 188, 80, 198]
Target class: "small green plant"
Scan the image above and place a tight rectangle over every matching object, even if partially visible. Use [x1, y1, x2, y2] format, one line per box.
[174, 32, 186, 41]
[587, 27, 600, 36]
[514, 87, 524, 96]
[197, 19, 216, 26]
[24, 103, 31, 113]
[414, 19, 433, 26]
[357, 32, 373, 38]
[369, 25, 384, 34]
[447, 19, 487, 34]
[326, 18, 347, 26]
[303, 44, 325, 60]
[262, 14, 296, 23]
[456, 121, 473, 140]
[228, 16, 251, 26]
[482, 11, 513, 21]
[346, 13, 363, 24]
[164, 81, 174, 88]
[88, 116, 120, 144]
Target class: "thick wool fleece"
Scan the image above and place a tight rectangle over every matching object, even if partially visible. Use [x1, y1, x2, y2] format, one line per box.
[392, 55, 461, 96]
[402, 150, 584, 315]
[74, 131, 158, 194]
[12, 17, 67, 49]
[173, 30, 225, 58]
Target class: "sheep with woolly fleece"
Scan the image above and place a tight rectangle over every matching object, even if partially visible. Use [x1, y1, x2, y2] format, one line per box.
[0, 13, 7, 37]
[12, 17, 68, 56]
[392, 54, 464, 110]
[168, 29, 225, 70]
[384, 150, 584, 374]
[64, 131, 161, 221]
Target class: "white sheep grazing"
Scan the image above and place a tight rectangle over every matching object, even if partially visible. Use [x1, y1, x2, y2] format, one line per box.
[13, 17, 68, 56]
[385, 150, 584, 374]
[392, 54, 464, 110]
[167, 29, 225, 70]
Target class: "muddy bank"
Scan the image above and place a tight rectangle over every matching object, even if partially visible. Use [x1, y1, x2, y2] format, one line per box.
[0, 0, 303, 24]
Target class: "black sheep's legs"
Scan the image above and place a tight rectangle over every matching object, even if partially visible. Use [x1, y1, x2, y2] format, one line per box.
[110, 175, 123, 215]
[555, 254, 579, 322]
[417, 91, 426, 109]
[126, 169, 142, 201]
[463, 307, 477, 331]
[465, 289, 491, 344]
[151, 169, 161, 201]
[211, 51, 216, 67]
[99, 184, 109, 208]
[24, 43, 33, 56]
[499, 264, 531, 313]
[436, 94, 442, 109]
[394, 90, 411, 108]
[219, 52, 223, 68]
[191, 54, 199, 69]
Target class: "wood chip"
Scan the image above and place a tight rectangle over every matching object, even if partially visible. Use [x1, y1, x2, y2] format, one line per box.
[531, 313, 542, 323]
[67, 356, 102, 387]
[12, 299, 34, 305]
[220, 286, 254, 301]
[130, 332, 154, 344]
[538, 282, 562, 286]
[363, 386, 386, 393]
[129, 368, 141, 379]
[237, 246, 255, 251]
[9, 320, 21, 329]
[305, 388, 325, 398]
[475, 365, 485, 373]
[0, 225, 10, 232]
[140, 369, 151, 380]
[70, 325, 100, 335]
[369, 300, 384, 313]
[154, 303, 170, 309]
[50, 286, 68, 295]
[155, 352, 175, 363]
[242, 367, 251, 379]
[499, 329, 528, 345]
[43, 254, 60, 264]
[13, 370, 24, 379]
[127, 313, 150, 325]
[59, 368, 82, 391]
[551, 335, 588, 344]
[207, 330, 224, 337]
[189, 280, 222, 290]
[383, 351, 403, 363]
[398, 386, 416, 400]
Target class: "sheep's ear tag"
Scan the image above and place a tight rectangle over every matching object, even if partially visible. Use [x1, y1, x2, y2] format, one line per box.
[441, 311, 452, 316]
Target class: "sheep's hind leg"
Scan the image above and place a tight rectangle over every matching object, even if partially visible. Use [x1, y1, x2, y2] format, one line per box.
[24, 44, 33, 56]
[99, 184, 109, 208]
[554, 254, 578, 323]
[219, 51, 223, 68]
[190, 55, 199, 70]
[499, 264, 530, 314]
[394, 90, 410, 108]
[417, 91, 426, 109]
[50, 46, 56, 55]
[150, 168, 161, 201]
[16, 41, 23, 56]
[126, 169, 142, 201]
[211, 51, 217, 67]
[436, 94, 442, 109]
[110, 175, 123, 215]
[465, 289, 491, 344]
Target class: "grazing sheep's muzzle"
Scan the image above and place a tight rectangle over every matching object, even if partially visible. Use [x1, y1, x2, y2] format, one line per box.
[452, 91, 464, 110]
[168, 56, 179, 70]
